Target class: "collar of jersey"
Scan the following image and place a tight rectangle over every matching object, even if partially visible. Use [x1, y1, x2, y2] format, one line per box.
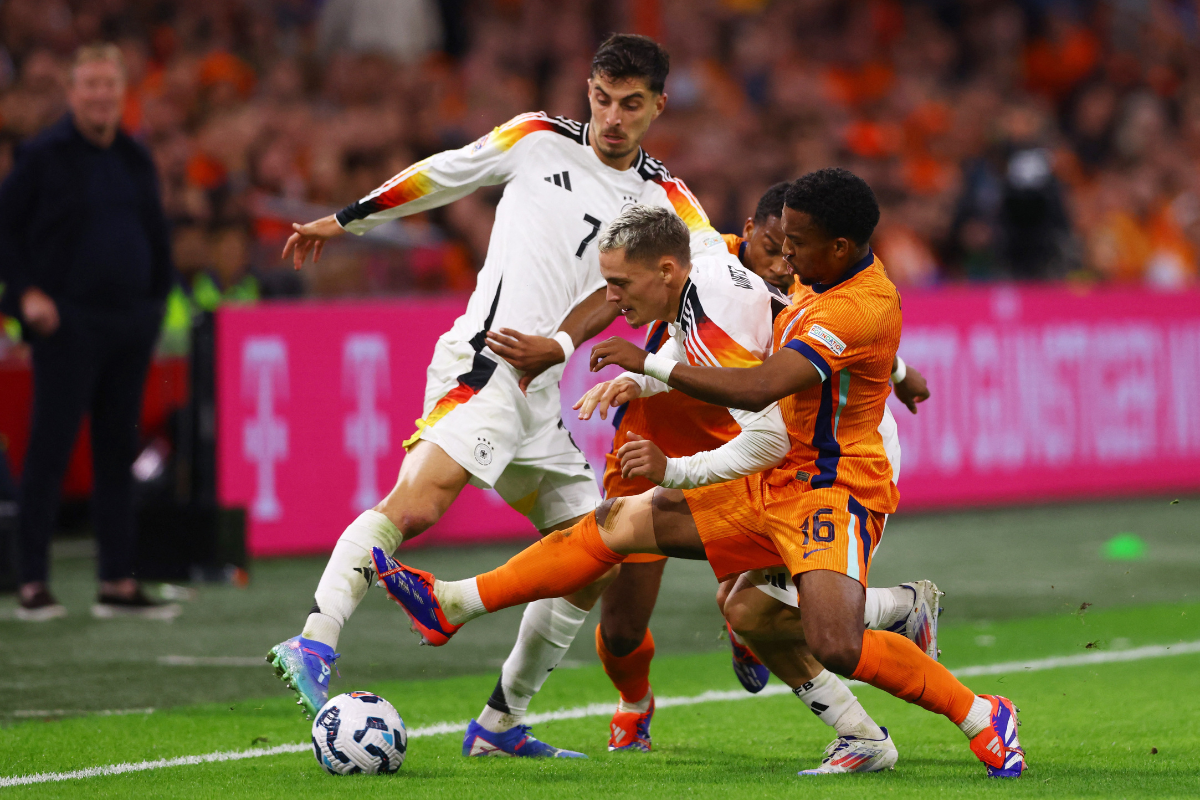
[580, 122, 650, 176]
[670, 277, 695, 333]
[811, 248, 874, 294]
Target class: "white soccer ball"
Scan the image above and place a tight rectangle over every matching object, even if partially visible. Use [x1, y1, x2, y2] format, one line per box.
[311, 691, 407, 775]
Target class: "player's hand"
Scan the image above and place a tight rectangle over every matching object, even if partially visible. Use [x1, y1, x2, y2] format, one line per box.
[281, 215, 345, 270]
[573, 377, 640, 421]
[486, 328, 567, 393]
[893, 364, 930, 414]
[20, 287, 59, 337]
[590, 337, 647, 373]
[618, 433, 668, 484]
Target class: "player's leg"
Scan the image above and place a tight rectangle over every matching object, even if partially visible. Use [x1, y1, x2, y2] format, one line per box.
[302, 439, 470, 648]
[371, 485, 697, 644]
[271, 338, 523, 717]
[596, 556, 665, 751]
[462, 422, 620, 758]
[714, 574, 772, 693]
[466, 508, 619, 758]
[786, 514, 1025, 778]
[722, 574, 898, 774]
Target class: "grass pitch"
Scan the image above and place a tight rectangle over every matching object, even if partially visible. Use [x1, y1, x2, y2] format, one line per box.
[1, 496, 1197, 797]
[2, 601, 1198, 798]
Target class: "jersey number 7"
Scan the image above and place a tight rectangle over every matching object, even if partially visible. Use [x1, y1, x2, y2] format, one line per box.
[576, 214, 601, 259]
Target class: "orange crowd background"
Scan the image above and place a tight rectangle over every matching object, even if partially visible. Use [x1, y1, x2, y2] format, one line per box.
[1, 0, 1198, 299]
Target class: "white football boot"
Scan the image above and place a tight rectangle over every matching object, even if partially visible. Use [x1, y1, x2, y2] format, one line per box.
[798, 728, 898, 775]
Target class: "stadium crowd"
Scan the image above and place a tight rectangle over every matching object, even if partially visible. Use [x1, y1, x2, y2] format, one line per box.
[1, 0, 1199, 298]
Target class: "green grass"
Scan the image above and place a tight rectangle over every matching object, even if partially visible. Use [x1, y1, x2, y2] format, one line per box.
[1, 495, 1197, 797]
[2, 601, 1198, 798]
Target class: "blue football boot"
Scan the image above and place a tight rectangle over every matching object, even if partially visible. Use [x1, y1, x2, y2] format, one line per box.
[267, 635, 339, 719]
[462, 720, 587, 758]
[728, 621, 770, 693]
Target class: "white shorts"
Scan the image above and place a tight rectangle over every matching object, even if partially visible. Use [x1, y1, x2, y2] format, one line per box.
[747, 405, 902, 606]
[407, 335, 600, 530]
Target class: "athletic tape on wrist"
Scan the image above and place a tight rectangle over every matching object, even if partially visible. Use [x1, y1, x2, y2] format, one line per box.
[643, 353, 677, 384]
[553, 330, 575, 363]
[891, 355, 907, 384]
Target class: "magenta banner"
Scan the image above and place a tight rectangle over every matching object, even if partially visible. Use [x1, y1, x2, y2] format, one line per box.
[885, 285, 1200, 509]
[216, 286, 1200, 556]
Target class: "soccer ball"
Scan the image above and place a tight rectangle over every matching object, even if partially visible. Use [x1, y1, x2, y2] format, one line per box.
[311, 691, 407, 775]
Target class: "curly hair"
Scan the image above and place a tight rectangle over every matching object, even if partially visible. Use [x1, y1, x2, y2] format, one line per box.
[753, 181, 791, 224]
[784, 168, 879, 245]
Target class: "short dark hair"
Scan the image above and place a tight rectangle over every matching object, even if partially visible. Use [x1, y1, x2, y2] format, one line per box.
[598, 205, 691, 267]
[784, 168, 880, 245]
[591, 34, 670, 94]
[753, 181, 791, 224]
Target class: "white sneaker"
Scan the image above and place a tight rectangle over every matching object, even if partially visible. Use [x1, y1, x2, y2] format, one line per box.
[798, 728, 898, 775]
[888, 580, 942, 660]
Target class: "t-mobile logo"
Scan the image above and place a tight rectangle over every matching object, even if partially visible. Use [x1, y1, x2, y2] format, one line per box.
[242, 336, 289, 521]
[343, 334, 390, 512]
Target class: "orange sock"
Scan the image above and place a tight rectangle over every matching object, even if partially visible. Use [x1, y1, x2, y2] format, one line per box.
[476, 514, 622, 612]
[596, 625, 655, 704]
[852, 629, 976, 724]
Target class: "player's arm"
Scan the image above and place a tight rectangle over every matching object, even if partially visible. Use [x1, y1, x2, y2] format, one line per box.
[591, 336, 822, 412]
[284, 114, 541, 269]
[619, 402, 790, 488]
[573, 331, 685, 421]
[487, 287, 621, 390]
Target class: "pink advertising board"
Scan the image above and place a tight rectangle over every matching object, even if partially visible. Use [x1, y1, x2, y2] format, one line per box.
[216, 286, 1200, 557]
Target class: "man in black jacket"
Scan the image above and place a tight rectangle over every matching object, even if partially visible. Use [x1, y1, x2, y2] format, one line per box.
[0, 44, 177, 620]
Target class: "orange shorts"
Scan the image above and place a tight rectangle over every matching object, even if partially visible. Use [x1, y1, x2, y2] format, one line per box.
[684, 474, 780, 581]
[602, 453, 667, 565]
[686, 475, 884, 588]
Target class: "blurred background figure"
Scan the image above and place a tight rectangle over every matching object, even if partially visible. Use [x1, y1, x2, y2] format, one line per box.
[0, 0, 1193, 293]
[0, 44, 177, 621]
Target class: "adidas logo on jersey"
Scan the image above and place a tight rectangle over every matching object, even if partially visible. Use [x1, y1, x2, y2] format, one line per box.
[544, 171, 572, 191]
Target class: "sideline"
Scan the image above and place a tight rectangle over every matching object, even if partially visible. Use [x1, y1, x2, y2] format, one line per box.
[4, 639, 1199, 788]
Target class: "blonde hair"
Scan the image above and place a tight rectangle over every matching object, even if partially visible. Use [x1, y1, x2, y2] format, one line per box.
[71, 43, 125, 81]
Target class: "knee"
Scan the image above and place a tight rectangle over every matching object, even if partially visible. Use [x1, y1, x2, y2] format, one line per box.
[600, 627, 645, 658]
[594, 497, 617, 527]
[374, 502, 438, 539]
[715, 580, 734, 612]
[805, 629, 862, 677]
[722, 595, 771, 639]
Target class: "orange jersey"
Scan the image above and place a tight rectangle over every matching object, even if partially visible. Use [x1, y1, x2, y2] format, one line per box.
[602, 236, 751, 499]
[770, 250, 901, 513]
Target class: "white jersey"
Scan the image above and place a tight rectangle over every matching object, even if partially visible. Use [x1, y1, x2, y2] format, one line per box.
[625, 254, 791, 489]
[336, 112, 726, 349]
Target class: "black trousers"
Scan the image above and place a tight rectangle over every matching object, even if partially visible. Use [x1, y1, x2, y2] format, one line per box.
[18, 306, 158, 584]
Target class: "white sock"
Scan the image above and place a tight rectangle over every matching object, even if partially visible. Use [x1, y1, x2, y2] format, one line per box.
[302, 510, 402, 648]
[864, 586, 912, 630]
[958, 696, 992, 739]
[618, 689, 653, 714]
[435, 577, 487, 626]
[476, 597, 589, 733]
[793, 670, 884, 739]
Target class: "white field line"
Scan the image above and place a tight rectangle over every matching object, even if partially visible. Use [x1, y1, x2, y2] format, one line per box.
[158, 656, 266, 667]
[3, 639, 1198, 788]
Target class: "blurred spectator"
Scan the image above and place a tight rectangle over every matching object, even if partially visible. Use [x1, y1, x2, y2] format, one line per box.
[0, 0, 1196, 290]
[0, 44, 177, 621]
[318, 0, 443, 63]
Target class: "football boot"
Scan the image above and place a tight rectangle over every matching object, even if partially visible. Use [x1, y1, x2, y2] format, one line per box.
[267, 635, 339, 719]
[462, 720, 587, 758]
[371, 547, 462, 646]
